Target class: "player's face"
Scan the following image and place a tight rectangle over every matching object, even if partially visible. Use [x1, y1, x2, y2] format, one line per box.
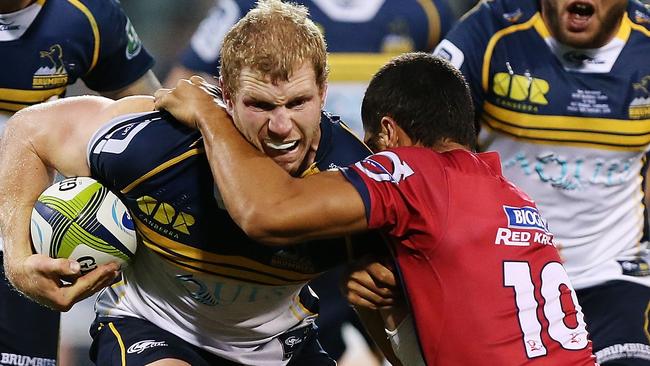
[541, 0, 627, 49]
[227, 63, 325, 176]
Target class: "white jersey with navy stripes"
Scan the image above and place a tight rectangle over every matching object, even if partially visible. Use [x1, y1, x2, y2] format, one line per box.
[434, 0, 650, 289]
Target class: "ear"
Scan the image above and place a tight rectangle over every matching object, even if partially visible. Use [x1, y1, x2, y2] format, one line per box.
[320, 82, 328, 109]
[379, 116, 400, 148]
[219, 76, 235, 114]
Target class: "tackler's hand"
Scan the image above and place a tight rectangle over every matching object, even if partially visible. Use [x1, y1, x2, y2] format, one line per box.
[154, 75, 229, 130]
[342, 258, 402, 310]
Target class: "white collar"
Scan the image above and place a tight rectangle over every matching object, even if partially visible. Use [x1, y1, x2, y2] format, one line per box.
[0, 1, 43, 41]
[310, 0, 385, 22]
[544, 35, 625, 73]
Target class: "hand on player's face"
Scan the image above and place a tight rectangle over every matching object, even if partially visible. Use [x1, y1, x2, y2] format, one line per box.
[229, 64, 324, 176]
[154, 75, 230, 130]
[14, 254, 119, 311]
[342, 258, 401, 310]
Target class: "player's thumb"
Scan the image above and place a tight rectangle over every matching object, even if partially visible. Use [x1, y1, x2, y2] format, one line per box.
[50, 258, 81, 276]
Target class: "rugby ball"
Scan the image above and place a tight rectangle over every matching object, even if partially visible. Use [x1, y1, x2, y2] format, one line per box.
[30, 177, 137, 274]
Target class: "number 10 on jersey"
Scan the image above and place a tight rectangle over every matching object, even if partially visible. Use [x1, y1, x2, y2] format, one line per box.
[504, 261, 589, 358]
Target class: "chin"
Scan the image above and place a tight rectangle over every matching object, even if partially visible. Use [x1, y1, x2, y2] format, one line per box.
[557, 28, 603, 48]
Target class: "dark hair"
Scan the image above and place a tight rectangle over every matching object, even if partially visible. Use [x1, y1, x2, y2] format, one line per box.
[361, 52, 476, 149]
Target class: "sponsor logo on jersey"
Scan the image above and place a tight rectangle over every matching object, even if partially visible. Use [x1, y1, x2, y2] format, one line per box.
[0, 21, 19, 31]
[32, 44, 68, 89]
[0, 353, 55, 366]
[502, 9, 523, 23]
[136, 196, 195, 238]
[562, 51, 605, 67]
[504, 206, 548, 231]
[492, 72, 549, 112]
[124, 18, 143, 60]
[630, 75, 650, 119]
[126, 340, 168, 354]
[176, 274, 295, 306]
[634, 9, 650, 24]
[355, 151, 414, 184]
[270, 249, 316, 273]
[495, 206, 553, 247]
[595, 343, 650, 364]
[278, 326, 312, 361]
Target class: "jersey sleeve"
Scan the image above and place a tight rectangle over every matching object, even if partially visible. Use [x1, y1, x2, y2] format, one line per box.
[81, 0, 155, 92]
[339, 149, 443, 238]
[178, 0, 244, 75]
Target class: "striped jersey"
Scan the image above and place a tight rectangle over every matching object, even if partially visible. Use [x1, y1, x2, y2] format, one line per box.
[0, 0, 153, 124]
[87, 111, 372, 365]
[434, 0, 650, 290]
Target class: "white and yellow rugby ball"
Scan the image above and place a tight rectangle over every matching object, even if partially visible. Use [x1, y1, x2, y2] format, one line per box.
[30, 177, 137, 273]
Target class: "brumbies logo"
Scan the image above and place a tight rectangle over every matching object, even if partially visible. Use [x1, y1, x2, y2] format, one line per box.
[630, 75, 650, 119]
[355, 151, 414, 184]
[33, 44, 68, 89]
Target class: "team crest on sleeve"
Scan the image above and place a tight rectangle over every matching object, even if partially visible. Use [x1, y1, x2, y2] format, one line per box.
[124, 18, 143, 60]
[354, 151, 414, 184]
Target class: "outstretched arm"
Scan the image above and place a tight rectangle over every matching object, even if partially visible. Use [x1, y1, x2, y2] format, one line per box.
[155, 77, 368, 245]
[0, 95, 153, 310]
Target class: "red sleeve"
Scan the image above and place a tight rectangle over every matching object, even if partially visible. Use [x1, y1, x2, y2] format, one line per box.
[339, 148, 446, 238]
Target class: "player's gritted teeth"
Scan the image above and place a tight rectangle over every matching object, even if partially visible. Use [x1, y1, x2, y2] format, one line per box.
[265, 140, 299, 152]
[262, 138, 301, 164]
[565, 1, 595, 32]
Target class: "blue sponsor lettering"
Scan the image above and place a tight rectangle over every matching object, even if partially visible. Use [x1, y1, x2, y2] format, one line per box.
[503, 206, 548, 231]
[504, 152, 634, 190]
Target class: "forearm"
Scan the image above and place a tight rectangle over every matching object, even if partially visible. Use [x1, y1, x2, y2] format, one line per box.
[196, 110, 295, 234]
[0, 117, 54, 283]
[384, 313, 426, 366]
[354, 307, 404, 366]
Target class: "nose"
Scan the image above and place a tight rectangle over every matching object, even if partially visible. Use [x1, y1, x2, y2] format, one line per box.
[267, 107, 293, 138]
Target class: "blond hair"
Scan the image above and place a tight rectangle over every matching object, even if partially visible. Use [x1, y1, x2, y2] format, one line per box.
[220, 0, 328, 97]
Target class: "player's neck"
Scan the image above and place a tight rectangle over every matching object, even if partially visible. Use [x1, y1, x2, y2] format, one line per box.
[0, 0, 36, 14]
[433, 140, 467, 153]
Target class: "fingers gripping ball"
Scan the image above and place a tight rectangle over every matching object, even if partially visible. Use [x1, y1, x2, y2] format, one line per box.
[30, 177, 137, 274]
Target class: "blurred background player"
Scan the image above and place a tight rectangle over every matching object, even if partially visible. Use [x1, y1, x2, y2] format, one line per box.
[434, 0, 650, 364]
[0, 0, 159, 364]
[164, 1, 459, 363]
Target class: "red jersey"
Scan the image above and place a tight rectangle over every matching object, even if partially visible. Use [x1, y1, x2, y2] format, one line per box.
[341, 147, 596, 365]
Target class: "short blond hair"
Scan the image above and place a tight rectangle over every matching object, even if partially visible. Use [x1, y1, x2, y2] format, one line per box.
[220, 0, 328, 97]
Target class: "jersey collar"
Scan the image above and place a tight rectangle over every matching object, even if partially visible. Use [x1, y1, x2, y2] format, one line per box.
[0, 0, 44, 41]
[534, 12, 631, 74]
